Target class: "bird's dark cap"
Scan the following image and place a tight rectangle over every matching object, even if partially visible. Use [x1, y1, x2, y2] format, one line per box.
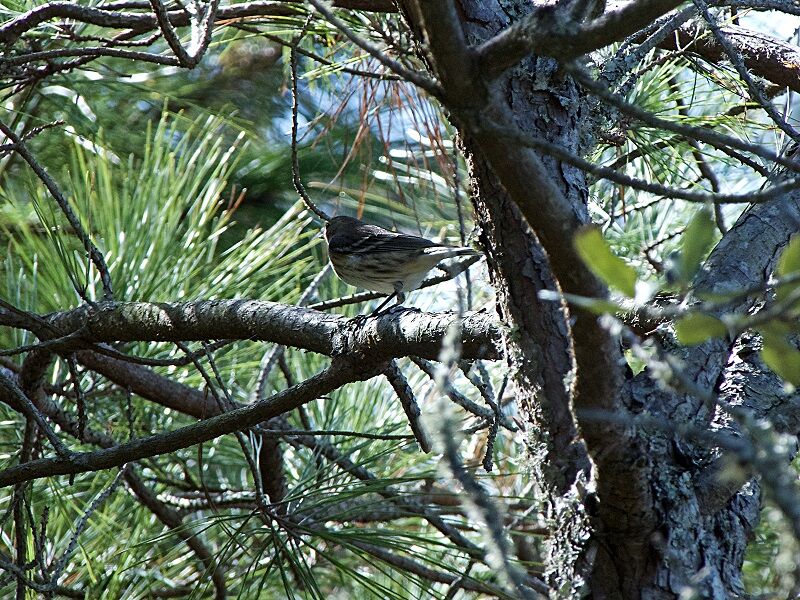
[324, 215, 363, 242]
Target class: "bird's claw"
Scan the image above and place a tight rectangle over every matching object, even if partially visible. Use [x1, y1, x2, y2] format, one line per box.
[371, 303, 412, 318]
[348, 313, 371, 326]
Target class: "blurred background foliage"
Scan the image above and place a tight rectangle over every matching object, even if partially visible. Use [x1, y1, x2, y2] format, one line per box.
[0, 3, 798, 598]
[0, 14, 517, 597]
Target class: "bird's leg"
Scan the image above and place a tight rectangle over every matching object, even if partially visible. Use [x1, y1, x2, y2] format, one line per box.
[348, 290, 402, 327]
[371, 291, 400, 316]
[371, 285, 409, 316]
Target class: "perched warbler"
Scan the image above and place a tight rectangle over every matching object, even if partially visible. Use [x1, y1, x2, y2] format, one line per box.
[323, 215, 479, 310]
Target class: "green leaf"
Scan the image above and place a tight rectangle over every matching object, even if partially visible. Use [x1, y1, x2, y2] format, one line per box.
[776, 235, 800, 303]
[761, 332, 800, 386]
[777, 235, 800, 276]
[675, 313, 727, 345]
[680, 206, 716, 282]
[574, 227, 638, 297]
[760, 321, 796, 337]
[555, 292, 625, 315]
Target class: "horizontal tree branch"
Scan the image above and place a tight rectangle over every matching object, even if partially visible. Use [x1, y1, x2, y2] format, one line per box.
[0, 0, 395, 45]
[0, 355, 384, 487]
[76, 350, 218, 418]
[0, 299, 500, 361]
[476, 0, 686, 76]
[660, 22, 800, 94]
[2, 46, 180, 66]
[725, 0, 800, 15]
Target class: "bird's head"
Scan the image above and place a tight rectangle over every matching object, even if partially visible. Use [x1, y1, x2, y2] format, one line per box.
[324, 215, 362, 244]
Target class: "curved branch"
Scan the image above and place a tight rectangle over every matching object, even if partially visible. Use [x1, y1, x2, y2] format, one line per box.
[0, 355, 385, 487]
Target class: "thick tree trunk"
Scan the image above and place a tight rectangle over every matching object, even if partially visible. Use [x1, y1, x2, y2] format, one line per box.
[400, 1, 800, 598]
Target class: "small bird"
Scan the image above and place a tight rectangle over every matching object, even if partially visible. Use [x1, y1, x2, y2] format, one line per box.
[324, 215, 479, 312]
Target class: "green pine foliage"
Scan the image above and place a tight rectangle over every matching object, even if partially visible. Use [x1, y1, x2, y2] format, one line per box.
[0, 102, 525, 597]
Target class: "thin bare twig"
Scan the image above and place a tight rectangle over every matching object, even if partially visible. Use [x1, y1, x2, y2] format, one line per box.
[305, 0, 441, 97]
[290, 36, 330, 222]
[93, 339, 233, 367]
[258, 427, 412, 440]
[693, 0, 800, 142]
[459, 362, 506, 472]
[258, 30, 401, 81]
[255, 265, 330, 402]
[567, 63, 800, 173]
[0, 356, 385, 487]
[282, 423, 483, 555]
[148, 0, 220, 67]
[66, 357, 86, 441]
[0, 330, 87, 358]
[123, 468, 228, 598]
[1, 46, 180, 66]
[384, 360, 431, 452]
[0, 121, 114, 300]
[474, 115, 799, 205]
[411, 357, 517, 432]
[439, 427, 542, 599]
[0, 371, 71, 459]
[47, 468, 125, 586]
[670, 77, 727, 233]
[604, 6, 698, 89]
[177, 340, 265, 502]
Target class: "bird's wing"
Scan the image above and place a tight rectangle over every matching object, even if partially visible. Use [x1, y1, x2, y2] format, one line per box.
[362, 234, 438, 252]
[329, 227, 438, 254]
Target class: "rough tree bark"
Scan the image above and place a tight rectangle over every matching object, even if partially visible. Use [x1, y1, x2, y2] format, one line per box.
[2, 0, 800, 597]
[398, 1, 800, 598]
